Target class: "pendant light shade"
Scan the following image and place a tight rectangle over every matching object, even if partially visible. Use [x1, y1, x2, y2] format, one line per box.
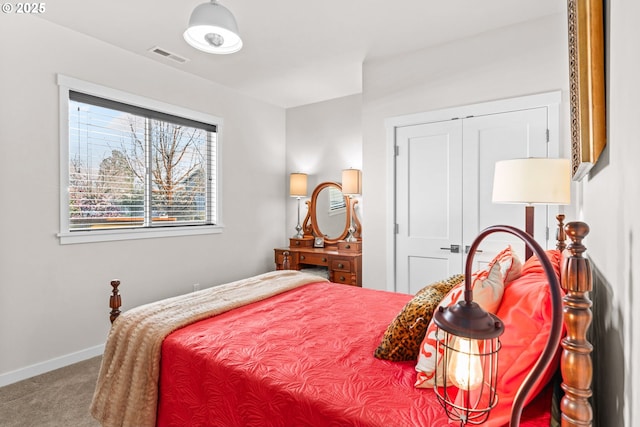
[184, 0, 243, 54]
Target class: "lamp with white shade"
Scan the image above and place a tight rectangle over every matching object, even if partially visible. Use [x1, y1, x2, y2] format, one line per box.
[492, 158, 571, 259]
[290, 173, 308, 239]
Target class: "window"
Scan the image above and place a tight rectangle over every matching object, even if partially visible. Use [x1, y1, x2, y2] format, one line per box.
[58, 76, 222, 244]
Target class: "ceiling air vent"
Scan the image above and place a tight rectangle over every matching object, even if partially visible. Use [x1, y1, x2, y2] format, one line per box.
[148, 46, 189, 64]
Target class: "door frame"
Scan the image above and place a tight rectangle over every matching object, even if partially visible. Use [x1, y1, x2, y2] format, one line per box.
[384, 91, 562, 292]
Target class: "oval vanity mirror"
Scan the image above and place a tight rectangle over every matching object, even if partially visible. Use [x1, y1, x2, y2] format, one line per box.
[315, 185, 347, 239]
[302, 182, 351, 245]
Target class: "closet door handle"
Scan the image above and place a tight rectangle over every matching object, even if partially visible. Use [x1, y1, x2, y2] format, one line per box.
[440, 245, 460, 253]
[464, 245, 483, 254]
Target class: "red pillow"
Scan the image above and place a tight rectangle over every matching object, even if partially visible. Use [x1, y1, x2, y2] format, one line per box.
[484, 250, 565, 426]
[519, 249, 562, 279]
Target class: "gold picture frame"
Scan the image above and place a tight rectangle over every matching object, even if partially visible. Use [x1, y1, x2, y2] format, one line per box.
[567, 0, 607, 181]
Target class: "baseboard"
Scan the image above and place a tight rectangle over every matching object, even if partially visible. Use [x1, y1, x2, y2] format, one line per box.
[0, 344, 104, 387]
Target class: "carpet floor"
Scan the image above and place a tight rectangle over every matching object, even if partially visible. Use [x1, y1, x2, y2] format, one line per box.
[0, 357, 102, 427]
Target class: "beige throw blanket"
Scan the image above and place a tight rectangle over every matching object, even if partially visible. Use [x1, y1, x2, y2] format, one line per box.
[90, 270, 327, 427]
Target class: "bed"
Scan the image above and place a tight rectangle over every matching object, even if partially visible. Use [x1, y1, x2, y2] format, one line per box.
[90, 216, 593, 427]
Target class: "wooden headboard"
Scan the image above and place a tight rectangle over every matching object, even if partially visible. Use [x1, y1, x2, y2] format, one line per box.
[105, 215, 593, 426]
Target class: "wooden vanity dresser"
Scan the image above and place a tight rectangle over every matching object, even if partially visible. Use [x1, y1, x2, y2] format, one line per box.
[275, 239, 362, 286]
[275, 181, 362, 287]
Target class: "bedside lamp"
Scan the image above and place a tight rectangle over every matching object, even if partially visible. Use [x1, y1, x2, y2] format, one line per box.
[434, 225, 563, 426]
[341, 168, 362, 242]
[290, 173, 308, 239]
[492, 158, 570, 259]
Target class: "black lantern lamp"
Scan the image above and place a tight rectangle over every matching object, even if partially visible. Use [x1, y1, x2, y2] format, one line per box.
[433, 279, 503, 425]
[433, 225, 564, 427]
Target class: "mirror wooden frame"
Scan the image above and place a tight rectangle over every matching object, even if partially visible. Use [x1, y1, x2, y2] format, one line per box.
[301, 181, 360, 245]
[567, 0, 606, 181]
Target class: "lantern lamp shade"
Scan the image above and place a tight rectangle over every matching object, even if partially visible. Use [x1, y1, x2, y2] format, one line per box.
[341, 169, 362, 196]
[492, 158, 571, 205]
[289, 173, 308, 197]
[434, 330, 502, 424]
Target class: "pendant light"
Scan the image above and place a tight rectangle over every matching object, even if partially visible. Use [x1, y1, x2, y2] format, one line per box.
[183, 0, 243, 54]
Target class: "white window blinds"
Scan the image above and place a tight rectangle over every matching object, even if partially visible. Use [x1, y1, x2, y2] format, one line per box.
[68, 91, 217, 231]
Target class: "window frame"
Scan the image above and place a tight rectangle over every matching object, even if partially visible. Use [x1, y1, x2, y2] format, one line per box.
[57, 75, 224, 244]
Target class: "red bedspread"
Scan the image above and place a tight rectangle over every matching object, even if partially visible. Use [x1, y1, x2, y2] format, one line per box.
[157, 281, 553, 427]
[157, 281, 450, 427]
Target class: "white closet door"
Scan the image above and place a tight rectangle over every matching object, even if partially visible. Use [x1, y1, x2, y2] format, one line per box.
[394, 107, 550, 294]
[461, 108, 549, 268]
[395, 120, 463, 295]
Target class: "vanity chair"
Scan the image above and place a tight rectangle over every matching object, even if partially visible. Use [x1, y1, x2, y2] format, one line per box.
[274, 182, 362, 286]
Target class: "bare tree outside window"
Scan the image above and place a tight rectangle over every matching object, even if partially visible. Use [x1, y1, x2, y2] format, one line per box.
[122, 119, 207, 222]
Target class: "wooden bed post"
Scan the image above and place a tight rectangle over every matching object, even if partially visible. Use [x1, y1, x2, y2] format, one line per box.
[560, 222, 593, 426]
[109, 280, 122, 324]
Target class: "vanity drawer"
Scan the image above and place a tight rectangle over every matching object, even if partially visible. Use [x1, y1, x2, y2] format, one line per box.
[331, 258, 352, 272]
[290, 237, 313, 248]
[299, 252, 329, 266]
[337, 241, 361, 252]
[332, 271, 356, 286]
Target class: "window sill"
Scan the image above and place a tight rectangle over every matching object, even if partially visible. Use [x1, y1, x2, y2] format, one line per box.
[58, 224, 223, 245]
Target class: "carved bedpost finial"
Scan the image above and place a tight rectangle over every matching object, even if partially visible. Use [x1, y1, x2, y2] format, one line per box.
[282, 251, 291, 270]
[565, 221, 590, 260]
[109, 280, 122, 324]
[556, 214, 567, 251]
[560, 221, 593, 426]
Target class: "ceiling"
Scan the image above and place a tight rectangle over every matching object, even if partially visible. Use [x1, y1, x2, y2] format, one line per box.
[40, 1, 565, 109]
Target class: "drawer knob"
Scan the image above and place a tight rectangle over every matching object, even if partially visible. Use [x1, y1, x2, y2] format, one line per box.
[300, 255, 305, 260]
[322, 257, 327, 262]
[338, 263, 344, 269]
[295, 241, 300, 246]
[340, 276, 346, 281]
[345, 244, 351, 249]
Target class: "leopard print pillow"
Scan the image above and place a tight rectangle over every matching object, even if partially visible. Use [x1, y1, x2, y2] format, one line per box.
[374, 274, 464, 361]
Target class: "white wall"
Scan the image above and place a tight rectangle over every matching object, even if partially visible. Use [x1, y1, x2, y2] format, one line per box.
[284, 95, 362, 244]
[581, 1, 640, 425]
[0, 16, 286, 382]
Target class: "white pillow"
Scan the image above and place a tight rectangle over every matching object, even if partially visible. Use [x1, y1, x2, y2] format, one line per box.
[414, 261, 504, 388]
[489, 245, 522, 284]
